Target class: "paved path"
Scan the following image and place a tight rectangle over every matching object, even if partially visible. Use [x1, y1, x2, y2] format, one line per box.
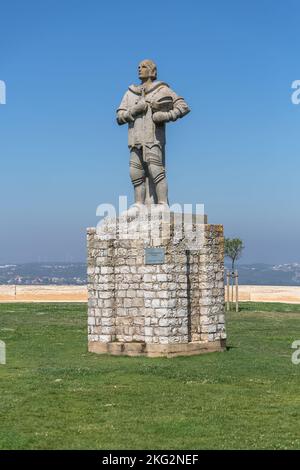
[225, 285, 300, 304]
[0, 285, 87, 302]
[1, 285, 300, 304]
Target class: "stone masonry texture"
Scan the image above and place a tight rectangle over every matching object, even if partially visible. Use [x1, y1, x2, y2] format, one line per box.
[87, 218, 226, 357]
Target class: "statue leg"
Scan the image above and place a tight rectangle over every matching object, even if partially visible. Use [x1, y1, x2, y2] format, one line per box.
[146, 145, 168, 205]
[129, 147, 146, 205]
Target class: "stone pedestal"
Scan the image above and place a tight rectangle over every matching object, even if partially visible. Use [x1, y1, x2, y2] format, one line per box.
[87, 213, 226, 357]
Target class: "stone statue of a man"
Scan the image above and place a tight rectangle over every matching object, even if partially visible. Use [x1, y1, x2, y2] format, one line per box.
[117, 59, 190, 210]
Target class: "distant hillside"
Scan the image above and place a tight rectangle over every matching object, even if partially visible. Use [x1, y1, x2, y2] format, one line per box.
[225, 263, 300, 286]
[1, 262, 300, 286]
[0, 263, 86, 285]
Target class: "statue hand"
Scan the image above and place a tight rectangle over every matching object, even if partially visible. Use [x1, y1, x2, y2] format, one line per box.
[152, 111, 170, 123]
[150, 100, 161, 112]
[131, 99, 148, 117]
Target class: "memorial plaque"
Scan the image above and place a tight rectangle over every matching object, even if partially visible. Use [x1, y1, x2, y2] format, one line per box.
[145, 247, 165, 265]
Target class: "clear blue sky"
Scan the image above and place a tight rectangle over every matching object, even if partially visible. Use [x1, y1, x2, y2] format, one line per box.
[0, 0, 299, 264]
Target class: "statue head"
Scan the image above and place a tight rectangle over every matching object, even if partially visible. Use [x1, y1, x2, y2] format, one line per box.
[138, 59, 157, 82]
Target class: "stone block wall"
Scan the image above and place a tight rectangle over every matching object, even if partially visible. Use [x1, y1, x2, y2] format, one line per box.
[87, 220, 226, 357]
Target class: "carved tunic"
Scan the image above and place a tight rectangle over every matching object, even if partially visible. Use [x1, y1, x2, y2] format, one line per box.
[117, 81, 190, 148]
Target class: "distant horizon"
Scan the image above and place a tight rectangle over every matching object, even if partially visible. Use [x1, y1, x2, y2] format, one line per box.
[1, 260, 300, 287]
[1, 260, 300, 266]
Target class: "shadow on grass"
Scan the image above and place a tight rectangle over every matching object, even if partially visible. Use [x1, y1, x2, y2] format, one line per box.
[226, 345, 238, 351]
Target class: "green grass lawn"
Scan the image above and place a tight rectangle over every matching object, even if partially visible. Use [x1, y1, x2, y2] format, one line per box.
[0, 302, 300, 450]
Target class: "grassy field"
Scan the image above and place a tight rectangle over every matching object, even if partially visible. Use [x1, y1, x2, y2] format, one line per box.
[0, 302, 300, 450]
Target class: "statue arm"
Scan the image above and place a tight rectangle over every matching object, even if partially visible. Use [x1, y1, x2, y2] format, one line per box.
[117, 108, 134, 125]
[116, 92, 133, 125]
[116, 91, 147, 125]
[169, 96, 190, 121]
[152, 90, 190, 124]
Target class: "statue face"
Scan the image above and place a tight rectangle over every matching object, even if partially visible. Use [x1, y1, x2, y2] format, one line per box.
[138, 60, 156, 81]
[138, 61, 151, 80]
